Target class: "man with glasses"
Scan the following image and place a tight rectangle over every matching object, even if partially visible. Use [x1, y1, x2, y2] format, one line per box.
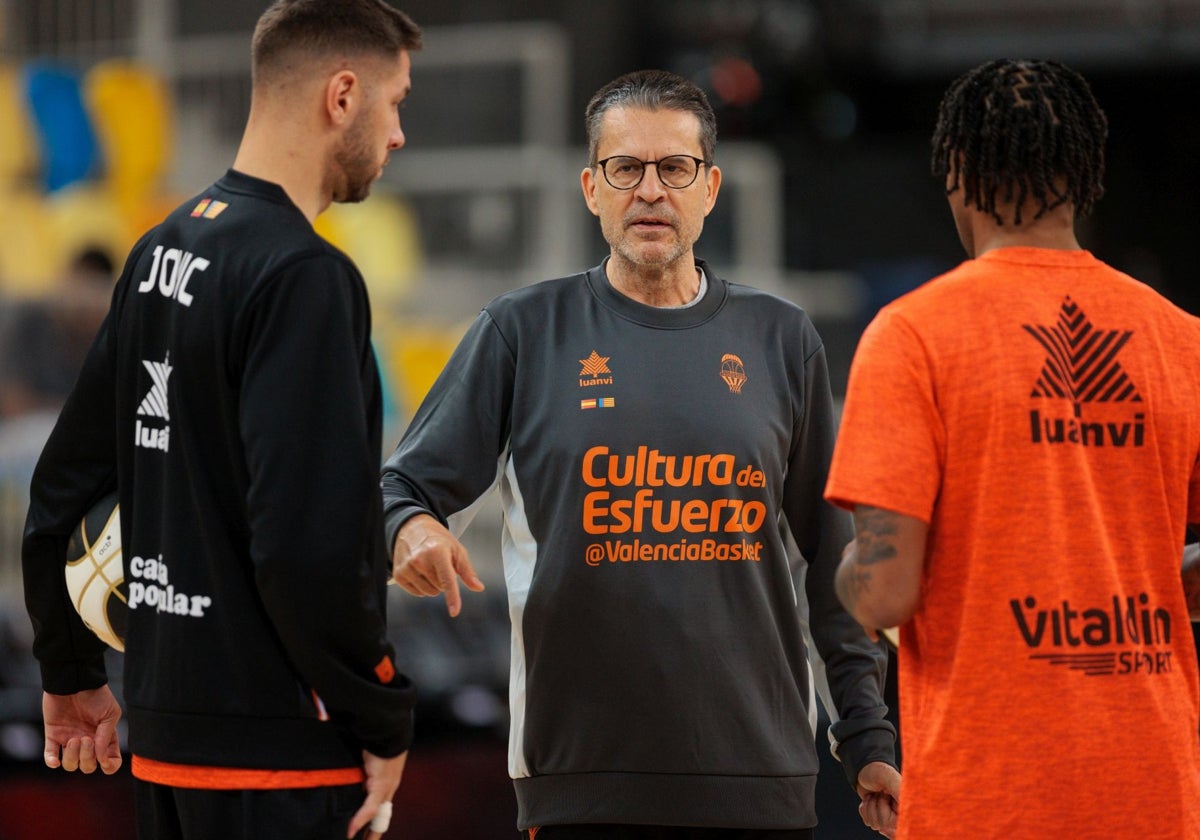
[381, 69, 900, 839]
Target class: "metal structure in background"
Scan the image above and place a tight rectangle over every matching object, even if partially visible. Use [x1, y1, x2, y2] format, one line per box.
[3, 0, 137, 62]
[160, 18, 789, 316]
[829, 0, 1200, 74]
[0, 0, 794, 736]
[0, 0, 791, 296]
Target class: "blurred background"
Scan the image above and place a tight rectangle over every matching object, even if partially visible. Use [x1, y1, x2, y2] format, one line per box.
[1, 0, 1199, 837]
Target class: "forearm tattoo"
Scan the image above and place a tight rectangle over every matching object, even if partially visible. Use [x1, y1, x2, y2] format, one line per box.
[837, 506, 900, 613]
[836, 554, 870, 613]
[852, 507, 900, 566]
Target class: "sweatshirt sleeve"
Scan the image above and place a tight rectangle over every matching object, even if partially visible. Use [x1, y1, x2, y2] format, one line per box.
[380, 310, 515, 546]
[785, 338, 897, 785]
[237, 255, 414, 757]
[22, 310, 120, 694]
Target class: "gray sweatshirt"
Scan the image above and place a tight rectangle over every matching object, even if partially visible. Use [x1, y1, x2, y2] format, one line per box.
[381, 260, 895, 830]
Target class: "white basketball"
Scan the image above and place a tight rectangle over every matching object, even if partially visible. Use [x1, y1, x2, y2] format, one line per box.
[64, 492, 127, 651]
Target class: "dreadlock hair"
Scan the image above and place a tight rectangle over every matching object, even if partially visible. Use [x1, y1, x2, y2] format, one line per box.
[931, 59, 1107, 225]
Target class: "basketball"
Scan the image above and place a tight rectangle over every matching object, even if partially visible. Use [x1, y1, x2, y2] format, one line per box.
[63, 491, 127, 651]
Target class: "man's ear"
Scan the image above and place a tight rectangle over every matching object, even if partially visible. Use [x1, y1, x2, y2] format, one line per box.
[703, 164, 722, 217]
[581, 166, 601, 217]
[325, 69, 359, 126]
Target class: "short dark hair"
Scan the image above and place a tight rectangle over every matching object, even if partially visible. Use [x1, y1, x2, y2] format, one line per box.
[584, 69, 717, 167]
[931, 59, 1107, 224]
[252, 0, 422, 86]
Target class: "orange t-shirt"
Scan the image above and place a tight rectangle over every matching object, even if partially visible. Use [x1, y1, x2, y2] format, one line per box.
[826, 247, 1200, 839]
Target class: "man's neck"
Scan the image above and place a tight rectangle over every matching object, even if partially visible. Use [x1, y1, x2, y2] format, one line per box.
[232, 108, 330, 223]
[966, 198, 1081, 258]
[605, 257, 702, 307]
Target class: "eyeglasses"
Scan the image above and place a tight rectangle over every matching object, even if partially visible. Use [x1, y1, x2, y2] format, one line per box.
[596, 155, 709, 190]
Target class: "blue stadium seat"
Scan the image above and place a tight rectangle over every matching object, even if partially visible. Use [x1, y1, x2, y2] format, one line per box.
[21, 60, 99, 193]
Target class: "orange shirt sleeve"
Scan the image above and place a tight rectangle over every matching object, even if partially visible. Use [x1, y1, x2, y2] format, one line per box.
[826, 307, 943, 524]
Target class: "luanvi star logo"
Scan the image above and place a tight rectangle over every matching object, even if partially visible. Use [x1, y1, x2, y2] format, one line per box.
[579, 351, 611, 377]
[135, 353, 172, 452]
[579, 350, 613, 387]
[137, 354, 172, 421]
[1022, 296, 1144, 447]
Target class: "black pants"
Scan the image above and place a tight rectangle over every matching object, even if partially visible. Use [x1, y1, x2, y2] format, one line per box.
[527, 826, 815, 840]
[135, 779, 365, 840]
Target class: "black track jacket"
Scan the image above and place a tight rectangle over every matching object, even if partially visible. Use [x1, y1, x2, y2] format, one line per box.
[23, 171, 415, 781]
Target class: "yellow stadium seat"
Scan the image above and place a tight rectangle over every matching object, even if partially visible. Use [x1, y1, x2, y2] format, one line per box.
[0, 190, 62, 295]
[313, 191, 423, 313]
[384, 321, 468, 419]
[45, 183, 134, 269]
[84, 59, 174, 210]
[0, 62, 39, 188]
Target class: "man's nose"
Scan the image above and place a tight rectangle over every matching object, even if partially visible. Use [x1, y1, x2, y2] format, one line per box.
[633, 163, 668, 200]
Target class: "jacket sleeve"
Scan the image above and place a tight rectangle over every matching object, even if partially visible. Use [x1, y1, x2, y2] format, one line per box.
[785, 338, 897, 786]
[237, 256, 414, 757]
[380, 310, 515, 547]
[22, 309, 119, 694]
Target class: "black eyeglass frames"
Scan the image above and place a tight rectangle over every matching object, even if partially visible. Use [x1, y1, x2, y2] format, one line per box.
[595, 155, 709, 190]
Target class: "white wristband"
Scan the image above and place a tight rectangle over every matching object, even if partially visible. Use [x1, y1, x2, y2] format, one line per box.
[369, 801, 393, 834]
